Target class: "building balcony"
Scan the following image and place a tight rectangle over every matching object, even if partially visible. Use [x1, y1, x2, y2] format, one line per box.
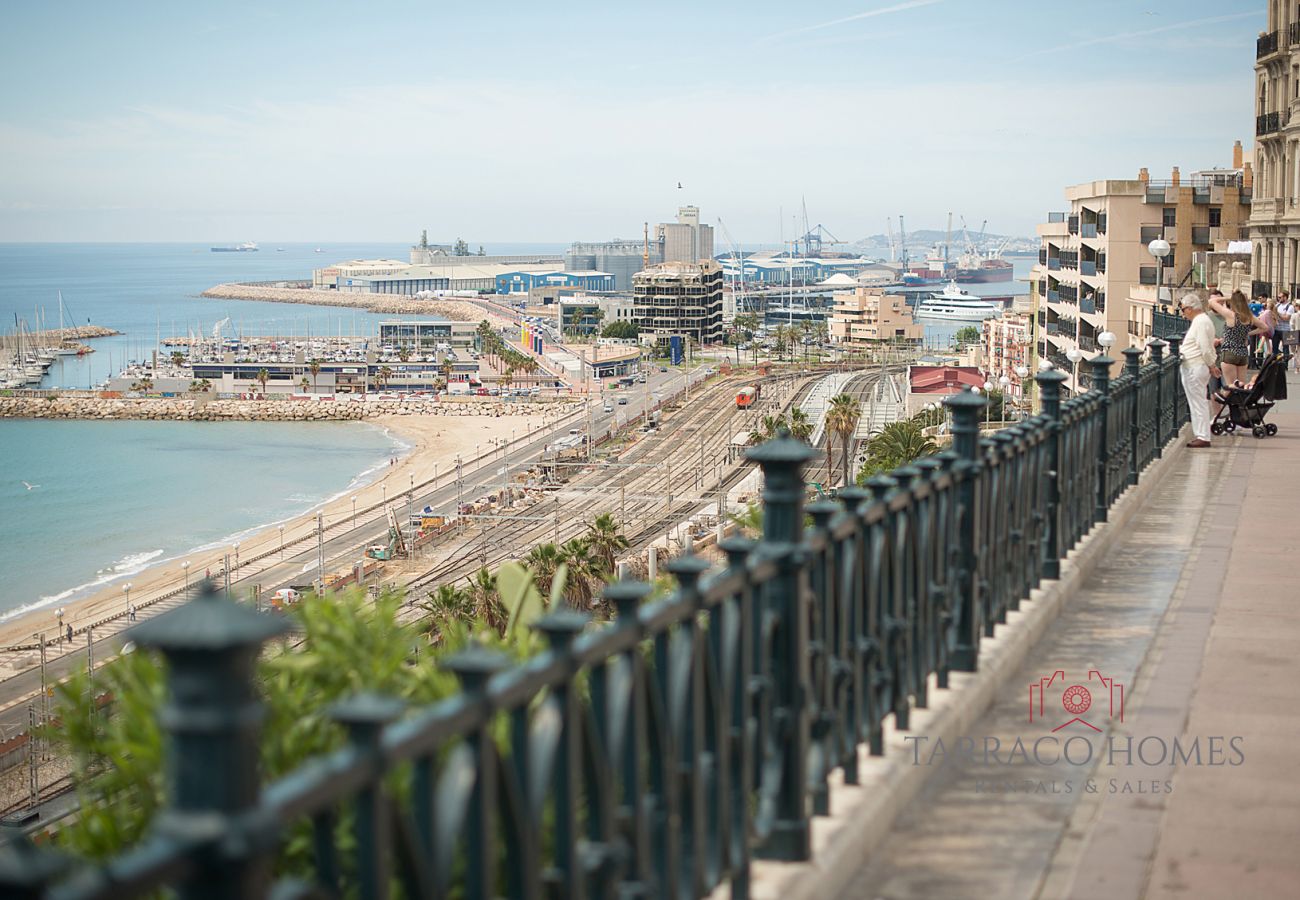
[1257, 111, 1281, 136]
[1047, 258, 1061, 271]
[1081, 223, 1098, 238]
[1291, 21, 1300, 45]
[1252, 197, 1281, 218]
[1259, 29, 1280, 58]
[1080, 260, 1097, 277]
[1068, 215, 1079, 235]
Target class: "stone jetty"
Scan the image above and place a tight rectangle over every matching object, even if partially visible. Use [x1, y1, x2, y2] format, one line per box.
[202, 283, 505, 324]
[0, 396, 582, 422]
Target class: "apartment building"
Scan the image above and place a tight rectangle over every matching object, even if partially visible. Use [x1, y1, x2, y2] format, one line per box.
[1250, 2, 1300, 296]
[631, 260, 724, 346]
[981, 314, 1032, 399]
[1032, 152, 1250, 392]
[828, 287, 923, 346]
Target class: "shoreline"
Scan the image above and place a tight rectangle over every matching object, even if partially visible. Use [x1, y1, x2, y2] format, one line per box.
[201, 282, 515, 326]
[0, 410, 559, 652]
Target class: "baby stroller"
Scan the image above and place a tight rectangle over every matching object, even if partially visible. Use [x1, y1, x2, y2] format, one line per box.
[1211, 353, 1288, 438]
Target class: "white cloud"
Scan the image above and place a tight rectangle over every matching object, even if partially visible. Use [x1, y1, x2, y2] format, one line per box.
[756, 0, 944, 45]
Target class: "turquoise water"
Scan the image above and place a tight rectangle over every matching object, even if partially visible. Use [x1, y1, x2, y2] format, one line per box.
[0, 241, 562, 618]
[0, 419, 403, 618]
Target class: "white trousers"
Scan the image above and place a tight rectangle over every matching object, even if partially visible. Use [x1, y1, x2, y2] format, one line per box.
[1181, 364, 1211, 442]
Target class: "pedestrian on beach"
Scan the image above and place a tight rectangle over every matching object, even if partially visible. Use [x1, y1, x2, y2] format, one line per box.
[128, 603, 136, 622]
[1178, 293, 1218, 448]
[66, 623, 73, 644]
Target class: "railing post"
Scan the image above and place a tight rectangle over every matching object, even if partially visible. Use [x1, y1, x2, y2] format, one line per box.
[1122, 348, 1144, 485]
[1166, 335, 1184, 428]
[943, 389, 986, 671]
[533, 609, 591, 899]
[1036, 369, 1068, 580]
[1149, 339, 1166, 453]
[442, 650, 510, 900]
[746, 430, 817, 861]
[331, 694, 405, 900]
[1089, 354, 1114, 523]
[131, 580, 288, 900]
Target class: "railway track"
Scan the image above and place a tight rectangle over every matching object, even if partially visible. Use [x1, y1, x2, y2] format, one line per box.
[402, 372, 808, 601]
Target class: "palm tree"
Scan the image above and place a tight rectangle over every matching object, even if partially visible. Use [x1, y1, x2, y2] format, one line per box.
[789, 408, 813, 444]
[420, 584, 473, 638]
[170, 350, 185, 368]
[800, 320, 812, 365]
[132, 377, 154, 394]
[559, 537, 600, 607]
[465, 567, 504, 634]
[256, 367, 269, 395]
[734, 313, 758, 366]
[308, 358, 322, 394]
[299, 376, 310, 393]
[398, 347, 410, 363]
[188, 379, 211, 394]
[500, 366, 514, 393]
[585, 513, 629, 577]
[826, 393, 862, 485]
[377, 366, 393, 389]
[524, 543, 563, 598]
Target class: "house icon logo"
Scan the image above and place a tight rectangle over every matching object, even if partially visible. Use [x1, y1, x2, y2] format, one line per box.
[1029, 670, 1125, 732]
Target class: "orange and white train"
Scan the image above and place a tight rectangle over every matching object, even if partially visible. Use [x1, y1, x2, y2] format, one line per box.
[736, 385, 761, 409]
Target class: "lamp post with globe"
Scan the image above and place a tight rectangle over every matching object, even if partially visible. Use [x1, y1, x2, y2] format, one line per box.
[1148, 238, 1171, 312]
[1015, 365, 1030, 418]
[1066, 347, 1083, 396]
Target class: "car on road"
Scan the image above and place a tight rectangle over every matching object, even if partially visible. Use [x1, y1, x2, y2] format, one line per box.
[659, 366, 668, 373]
[617, 397, 628, 405]
[603, 403, 613, 413]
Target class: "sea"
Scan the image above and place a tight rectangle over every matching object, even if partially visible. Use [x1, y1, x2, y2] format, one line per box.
[0, 242, 1027, 619]
[0, 242, 563, 619]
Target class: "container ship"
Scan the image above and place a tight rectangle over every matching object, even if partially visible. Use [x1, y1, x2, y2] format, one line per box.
[954, 257, 1013, 283]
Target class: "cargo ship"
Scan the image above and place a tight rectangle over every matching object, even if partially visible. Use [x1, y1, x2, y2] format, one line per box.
[211, 242, 260, 252]
[954, 258, 1013, 283]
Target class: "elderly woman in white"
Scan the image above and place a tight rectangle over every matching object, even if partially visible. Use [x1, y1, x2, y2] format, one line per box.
[1178, 293, 1220, 448]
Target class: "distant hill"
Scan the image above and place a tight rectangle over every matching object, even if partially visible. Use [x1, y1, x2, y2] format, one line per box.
[852, 228, 1037, 254]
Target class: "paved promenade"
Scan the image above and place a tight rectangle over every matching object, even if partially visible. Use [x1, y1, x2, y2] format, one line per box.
[837, 371, 1300, 900]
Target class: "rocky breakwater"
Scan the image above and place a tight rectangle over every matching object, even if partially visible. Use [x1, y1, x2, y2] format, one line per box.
[0, 396, 582, 422]
[202, 283, 509, 325]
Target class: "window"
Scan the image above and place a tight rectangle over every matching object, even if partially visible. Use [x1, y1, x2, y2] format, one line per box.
[1163, 207, 1176, 227]
[1209, 207, 1222, 227]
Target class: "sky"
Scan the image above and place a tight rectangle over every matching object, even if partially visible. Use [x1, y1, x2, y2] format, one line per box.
[0, 0, 1263, 245]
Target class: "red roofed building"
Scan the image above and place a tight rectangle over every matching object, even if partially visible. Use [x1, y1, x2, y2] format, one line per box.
[906, 365, 985, 415]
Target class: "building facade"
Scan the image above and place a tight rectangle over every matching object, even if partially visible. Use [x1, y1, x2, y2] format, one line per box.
[828, 287, 923, 346]
[632, 261, 724, 346]
[494, 271, 615, 294]
[659, 206, 715, 264]
[1032, 155, 1250, 392]
[1251, 5, 1300, 296]
[566, 240, 663, 290]
[378, 320, 478, 351]
[982, 314, 1032, 398]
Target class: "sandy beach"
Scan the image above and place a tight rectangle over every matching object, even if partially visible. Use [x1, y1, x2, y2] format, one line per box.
[0, 408, 568, 651]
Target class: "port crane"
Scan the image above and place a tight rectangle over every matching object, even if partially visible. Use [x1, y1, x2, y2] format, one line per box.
[716, 216, 757, 315]
[796, 197, 846, 257]
[885, 217, 897, 262]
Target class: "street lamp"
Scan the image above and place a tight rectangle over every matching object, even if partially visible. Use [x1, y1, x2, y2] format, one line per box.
[1148, 238, 1171, 312]
[233, 541, 240, 571]
[278, 525, 285, 558]
[182, 560, 190, 592]
[1066, 347, 1083, 395]
[351, 495, 358, 528]
[123, 582, 132, 608]
[983, 380, 993, 426]
[1098, 331, 1117, 350]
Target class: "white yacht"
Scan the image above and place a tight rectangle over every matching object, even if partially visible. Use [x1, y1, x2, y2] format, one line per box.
[914, 281, 1003, 321]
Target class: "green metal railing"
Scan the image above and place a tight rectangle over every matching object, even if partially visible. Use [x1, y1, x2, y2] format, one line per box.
[0, 341, 1190, 900]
